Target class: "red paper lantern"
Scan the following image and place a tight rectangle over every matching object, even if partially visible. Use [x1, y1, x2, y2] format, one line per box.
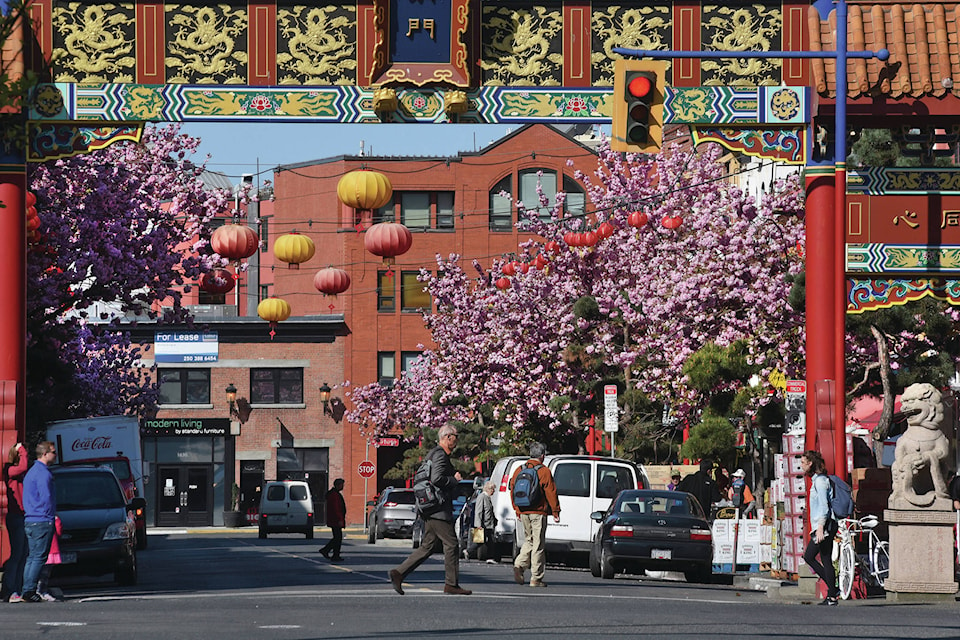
[563, 231, 578, 246]
[534, 254, 549, 270]
[364, 221, 412, 265]
[199, 268, 236, 294]
[597, 221, 615, 238]
[661, 215, 683, 229]
[495, 277, 511, 290]
[516, 261, 530, 274]
[502, 262, 516, 277]
[313, 267, 351, 297]
[211, 223, 259, 261]
[25, 191, 36, 207]
[582, 231, 598, 247]
[545, 240, 561, 254]
[628, 211, 649, 228]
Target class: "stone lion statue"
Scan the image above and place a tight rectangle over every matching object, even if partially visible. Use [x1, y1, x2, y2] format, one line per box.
[889, 383, 952, 510]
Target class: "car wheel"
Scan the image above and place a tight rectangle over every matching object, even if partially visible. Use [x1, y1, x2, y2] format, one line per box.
[368, 520, 376, 544]
[683, 564, 712, 584]
[599, 546, 615, 579]
[116, 552, 138, 586]
[375, 524, 384, 540]
[589, 544, 601, 578]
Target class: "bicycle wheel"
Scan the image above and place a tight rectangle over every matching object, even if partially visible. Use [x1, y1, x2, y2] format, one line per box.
[872, 540, 890, 588]
[838, 542, 856, 600]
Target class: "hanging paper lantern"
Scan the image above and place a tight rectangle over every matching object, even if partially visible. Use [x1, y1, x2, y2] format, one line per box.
[545, 240, 561, 254]
[597, 221, 615, 239]
[495, 277, 511, 290]
[534, 253, 549, 270]
[515, 261, 530, 274]
[502, 261, 516, 277]
[661, 215, 683, 229]
[258, 296, 292, 340]
[337, 169, 393, 210]
[628, 211, 649, 228]
[274, 231, 316, 269]
[25, 192, 40, 245]
[199, 268, 236, 294]
[364, 221, 412, 265]
[313, 267, 351, 297]
[563, 231, 579, 247]
[211, 223, 259, 261]
[582, 231, 598, 247]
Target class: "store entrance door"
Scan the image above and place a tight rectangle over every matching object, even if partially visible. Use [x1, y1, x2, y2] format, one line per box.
[156, 465, 213, 527]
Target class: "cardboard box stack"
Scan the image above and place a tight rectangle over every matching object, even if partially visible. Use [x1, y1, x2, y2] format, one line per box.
[775, 433, 807, 575]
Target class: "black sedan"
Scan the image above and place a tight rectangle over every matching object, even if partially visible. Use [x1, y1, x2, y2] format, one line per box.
[589, 489, 713, 583]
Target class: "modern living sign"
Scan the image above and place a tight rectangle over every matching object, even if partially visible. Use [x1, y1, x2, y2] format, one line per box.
[141, 418, 229, 437]
[154, 331, 218, 363]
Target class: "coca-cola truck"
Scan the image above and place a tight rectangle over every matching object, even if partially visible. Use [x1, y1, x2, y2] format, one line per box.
[46, 415, 148, 549]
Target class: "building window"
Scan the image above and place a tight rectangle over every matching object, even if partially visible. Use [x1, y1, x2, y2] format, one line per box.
[260, 285, 270, 301]
[378, 352, 396, 386]
[437, 192, 454, 229]
[260, 217, 269, 253]
[519, 168, 558, 221]
[489, 175, 512, 231]
[374, 196, 395, 224]
[401, 351, 423, 373]
[400, 271, 430, 311]
[378, 270, 396, 312]
[158, 369, 211, 405]
[198, 289, 226, 305]
[563, 175, 586, 218]
[400, 192, 431, 229]
[251, 368, 303, 404]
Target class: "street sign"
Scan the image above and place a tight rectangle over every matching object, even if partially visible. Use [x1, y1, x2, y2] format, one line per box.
[377, 437, 400, 447]
[357, 460, 376, 478]
[604, 385, 619, 433]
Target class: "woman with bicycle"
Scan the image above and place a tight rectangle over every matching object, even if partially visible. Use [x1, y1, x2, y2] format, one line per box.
[801, 450, 840, 606]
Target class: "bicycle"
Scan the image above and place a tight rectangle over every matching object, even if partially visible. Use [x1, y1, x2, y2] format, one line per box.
[835, 514, 889, 600]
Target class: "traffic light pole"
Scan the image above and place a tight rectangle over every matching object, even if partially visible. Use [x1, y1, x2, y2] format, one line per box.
[614, 0, 889, 476]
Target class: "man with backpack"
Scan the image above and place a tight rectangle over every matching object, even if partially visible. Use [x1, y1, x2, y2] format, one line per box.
[509, 442, 560, 588]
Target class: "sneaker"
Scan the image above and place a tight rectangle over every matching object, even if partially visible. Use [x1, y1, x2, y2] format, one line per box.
[530, 581, 548, 588]
[485, 559, 497, 565]
[8, 593, 23, 603]
[39, 593, 57, 602]
[23, 592, 43, 603]
[818, 597, 838, 606]
[513, 565, 525, 585]
[319, 549, 330, 559]
[330, 556, 343, 562]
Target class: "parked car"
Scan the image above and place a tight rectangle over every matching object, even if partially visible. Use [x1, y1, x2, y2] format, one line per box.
[367, 488, 417, 542]
[512, 454, 649, 563]
[52, 466, 141, 586]
[258, 480, 314, 539]
[589, 489, 713, 583]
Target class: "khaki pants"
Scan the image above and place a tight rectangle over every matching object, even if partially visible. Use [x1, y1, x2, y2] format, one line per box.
[515, 512, 547, 584]
[395, 518, 460, 587]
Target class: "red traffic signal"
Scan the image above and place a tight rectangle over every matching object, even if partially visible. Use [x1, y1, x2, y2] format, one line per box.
[624, 71, 657, 144]
[611, 61, 666, 154]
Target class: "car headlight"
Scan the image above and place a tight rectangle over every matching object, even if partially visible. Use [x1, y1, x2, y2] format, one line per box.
[103, 522, 130, 540]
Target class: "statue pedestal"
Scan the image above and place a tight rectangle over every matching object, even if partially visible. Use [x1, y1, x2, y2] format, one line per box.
[884, 509, 957, 596]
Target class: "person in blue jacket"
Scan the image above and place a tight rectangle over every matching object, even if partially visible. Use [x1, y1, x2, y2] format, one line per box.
[21, 441, 58, 603]
[801, 449, 839, 606]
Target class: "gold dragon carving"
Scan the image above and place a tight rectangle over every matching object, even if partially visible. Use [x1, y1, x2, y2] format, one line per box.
[481, 5, 563, 86]
[592, 5, 670, 86]
[165, 4, 248, 84]
[702, 4, 781, 86]
[277, 6, 357, 86]
[53, 2, 135, 83]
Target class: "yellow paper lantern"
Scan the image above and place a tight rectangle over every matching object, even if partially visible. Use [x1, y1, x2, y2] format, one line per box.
[258, 297, 291, 339]
[274, 232, 316, 269]
[336, 169, 393, 211]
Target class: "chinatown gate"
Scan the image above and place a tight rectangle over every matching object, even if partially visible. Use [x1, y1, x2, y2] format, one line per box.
[2, 0, 960, 552]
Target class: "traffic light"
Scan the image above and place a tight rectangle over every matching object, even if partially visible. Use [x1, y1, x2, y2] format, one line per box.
[611, 60, 666, 154]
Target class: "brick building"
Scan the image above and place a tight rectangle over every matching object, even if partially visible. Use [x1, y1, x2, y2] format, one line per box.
[136, 124, 598, 527]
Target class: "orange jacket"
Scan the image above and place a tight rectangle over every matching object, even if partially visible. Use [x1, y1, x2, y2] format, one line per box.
[509, 459, 561, 517]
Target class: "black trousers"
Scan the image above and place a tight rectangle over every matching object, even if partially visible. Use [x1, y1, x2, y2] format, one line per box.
[803, 532, 838, 598]
[321, 527, 343, 556]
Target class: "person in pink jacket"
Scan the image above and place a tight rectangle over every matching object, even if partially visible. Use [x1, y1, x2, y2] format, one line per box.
[2, 442, 29, 602]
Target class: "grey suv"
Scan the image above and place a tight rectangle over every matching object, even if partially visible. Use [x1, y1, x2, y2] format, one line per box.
[367, 488, 416, 543]
[52, 466, 142, 586]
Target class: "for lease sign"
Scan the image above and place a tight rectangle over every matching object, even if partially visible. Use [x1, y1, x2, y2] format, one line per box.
[154, 331, 219, 363]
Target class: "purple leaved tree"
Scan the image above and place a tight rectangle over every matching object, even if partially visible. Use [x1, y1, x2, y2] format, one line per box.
[26, 124, 230, 432]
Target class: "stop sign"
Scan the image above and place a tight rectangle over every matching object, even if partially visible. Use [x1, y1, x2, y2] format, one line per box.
[357, 460, 376, 478]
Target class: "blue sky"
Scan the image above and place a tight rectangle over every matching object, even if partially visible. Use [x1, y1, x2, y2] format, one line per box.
[178, 123, 518, 185]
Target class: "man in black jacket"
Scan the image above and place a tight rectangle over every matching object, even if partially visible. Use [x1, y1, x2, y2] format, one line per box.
[389, 423, 472, 595]
[678, 458, 721, 519]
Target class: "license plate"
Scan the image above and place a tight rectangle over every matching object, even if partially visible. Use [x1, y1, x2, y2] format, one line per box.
[402, 520, 413, 525]
[59, 552, 77, 565]
[651, 549, 672, 560]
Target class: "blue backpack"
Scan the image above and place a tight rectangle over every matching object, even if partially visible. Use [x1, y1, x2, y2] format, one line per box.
[512, 463, 544, 510]
[828, 474, 854, 519]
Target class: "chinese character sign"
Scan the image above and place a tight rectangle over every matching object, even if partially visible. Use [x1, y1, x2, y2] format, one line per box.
[391, 0, 451, 63]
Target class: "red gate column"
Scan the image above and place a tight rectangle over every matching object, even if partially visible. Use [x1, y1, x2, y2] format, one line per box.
[804, 166, 837, 468]
[0, 176, 26, 434]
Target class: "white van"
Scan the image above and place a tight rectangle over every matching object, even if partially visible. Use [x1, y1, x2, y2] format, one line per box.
[488, 455, 528, 559]
[512, 455, 649, 561]
[258, 480, 315, 539]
